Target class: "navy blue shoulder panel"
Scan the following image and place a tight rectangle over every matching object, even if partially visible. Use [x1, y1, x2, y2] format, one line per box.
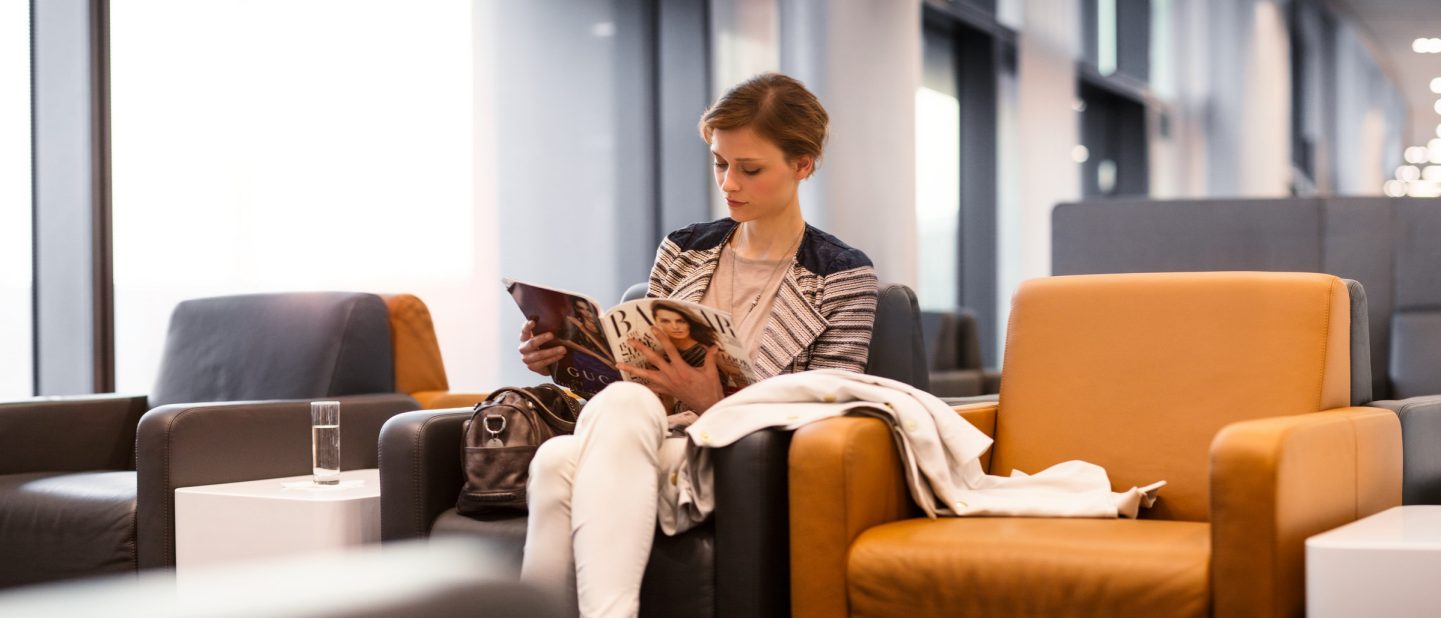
[665, 219, 871, 277]
[665, 218, 736, 252]
[797, 225, 873, 277]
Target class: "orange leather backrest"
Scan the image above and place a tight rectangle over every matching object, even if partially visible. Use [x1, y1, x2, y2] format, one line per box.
[990, 272, 1349, 522]
[382, 294, 450, 395]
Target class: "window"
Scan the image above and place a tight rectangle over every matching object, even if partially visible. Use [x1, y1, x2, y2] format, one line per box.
[0, 1, 32, 398]
[110, 1, 477, 392]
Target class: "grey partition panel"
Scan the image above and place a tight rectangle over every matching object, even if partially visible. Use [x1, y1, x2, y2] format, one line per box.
[1323, 199, 1394, 399]
[1391, 312, 1441, 400]
[1052, 199, 1325, 276]
[1393, 201, 1441, 310]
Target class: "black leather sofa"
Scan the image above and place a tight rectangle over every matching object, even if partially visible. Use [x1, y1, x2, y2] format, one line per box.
[0, 292, 419, 588]
[378, 283, 928, 617]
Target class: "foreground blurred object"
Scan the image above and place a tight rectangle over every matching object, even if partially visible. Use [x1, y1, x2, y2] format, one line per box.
[0, 538, 561, 618]
[1054, 197, 1441, 504]
[0, 292, 418, 588]
[790, 272, 1401, 617]
[379, 282, 925, 617]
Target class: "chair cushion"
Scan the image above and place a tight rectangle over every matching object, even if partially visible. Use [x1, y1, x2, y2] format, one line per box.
[994, 272, 1350, 522]
[864, 284, 929, 390]
[383, 294, 451, 395]
[430, 510, 528, 575]
[0, 471, 137, 588]
[848, 517, 1210, 616]
[150, 292, 395, 408]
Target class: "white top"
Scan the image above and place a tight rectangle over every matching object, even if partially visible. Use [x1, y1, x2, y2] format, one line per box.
[1307, 506, 1441, 551]
[175, 468, 379, 502]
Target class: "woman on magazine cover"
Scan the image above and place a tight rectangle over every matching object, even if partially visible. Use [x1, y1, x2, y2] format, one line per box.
[515, 72, 879, 618]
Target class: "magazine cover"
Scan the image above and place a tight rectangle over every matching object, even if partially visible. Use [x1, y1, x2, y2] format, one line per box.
[504, 279, 757, 401]
[504, 279, 620, 398]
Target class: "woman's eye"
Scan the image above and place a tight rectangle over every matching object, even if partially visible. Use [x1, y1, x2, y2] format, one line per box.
[742, 168, 762, 175]
[713, 163, 728, 169]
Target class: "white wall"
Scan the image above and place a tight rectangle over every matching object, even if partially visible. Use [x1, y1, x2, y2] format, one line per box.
[0, 0, 31, 398]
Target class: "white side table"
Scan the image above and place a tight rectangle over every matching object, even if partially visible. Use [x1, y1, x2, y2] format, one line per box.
[174, 468, 381, 572]
[1307, 505, 1441, 617]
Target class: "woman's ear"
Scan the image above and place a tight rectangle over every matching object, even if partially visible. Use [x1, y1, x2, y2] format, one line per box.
[793, 155, 815, 180]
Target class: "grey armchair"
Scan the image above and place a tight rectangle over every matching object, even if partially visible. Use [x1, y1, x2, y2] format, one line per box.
[0, 292, 419, 588]
[379, 282, 926, 617]
[920, 309, 1001, 397]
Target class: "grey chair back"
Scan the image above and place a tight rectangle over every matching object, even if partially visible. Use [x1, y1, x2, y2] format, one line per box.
[150, 292, 395, 408]
[620, 282, 927, 389]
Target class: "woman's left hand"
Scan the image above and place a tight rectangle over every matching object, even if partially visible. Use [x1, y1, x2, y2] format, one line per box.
[617, 326, 725, 413]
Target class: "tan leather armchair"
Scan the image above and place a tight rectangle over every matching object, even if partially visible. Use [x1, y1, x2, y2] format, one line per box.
[789, 272, 1402, 617]
[381, 294, 489, 409]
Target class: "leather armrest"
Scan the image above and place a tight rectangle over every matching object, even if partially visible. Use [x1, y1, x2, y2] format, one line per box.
[412, 390, 490, 410]
[713, 428, 792, 618]
[789, 416, 917, 618]
[0, 394, 149, 473]
[134, 393, 420, 569]
[1368, 395, 1441, 504]
[954, 402, 998, 473]
[1210, 406, 1401, 617]
[379, 407, 473, 542]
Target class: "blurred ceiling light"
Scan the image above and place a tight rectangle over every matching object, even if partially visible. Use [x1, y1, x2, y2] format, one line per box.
[1425, 166, 1441, 183]
[1072, 145, 1090, 163]
[1407, 146, 1429, 164]
[1436, 99, 1441, 115]
[1407, 181, 1441, 198]
[1384, 180, 1407, 197]
[1399, 165, 1422, 182]
[1072, 100, 1087, 113]
[1432, 77, 1441, 94]
[1097, 159, 1118, 194]
[1430, 138, 1441, 163]
[1420, 38, 1441, 54]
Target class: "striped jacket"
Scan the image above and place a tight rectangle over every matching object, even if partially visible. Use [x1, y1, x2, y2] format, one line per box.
[647, 218, 879, 380]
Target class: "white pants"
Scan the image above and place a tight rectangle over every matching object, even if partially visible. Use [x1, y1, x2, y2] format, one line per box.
[521, 382, 688, 618]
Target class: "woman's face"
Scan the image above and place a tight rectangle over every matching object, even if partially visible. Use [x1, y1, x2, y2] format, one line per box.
[710, 126, 812, 224]
[654, 308, 693, 344]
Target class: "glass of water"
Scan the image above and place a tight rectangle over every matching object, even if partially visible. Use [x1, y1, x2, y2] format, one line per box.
[311, 401, 341, 485]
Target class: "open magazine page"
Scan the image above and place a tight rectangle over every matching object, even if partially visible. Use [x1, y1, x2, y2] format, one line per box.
[503, 278, 620, 398]
[602, 299, 758, 401]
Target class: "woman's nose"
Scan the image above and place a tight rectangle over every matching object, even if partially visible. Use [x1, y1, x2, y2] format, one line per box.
[721, 170, 740, 192]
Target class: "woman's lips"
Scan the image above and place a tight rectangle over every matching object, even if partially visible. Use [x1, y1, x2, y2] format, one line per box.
[726, 198, 747, 207]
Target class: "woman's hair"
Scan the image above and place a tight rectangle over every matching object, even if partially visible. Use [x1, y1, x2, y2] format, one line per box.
[650, 301, 717, 347]
[698, 73, 828, 176]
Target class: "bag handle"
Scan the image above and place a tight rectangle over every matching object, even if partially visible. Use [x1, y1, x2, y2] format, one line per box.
[476, 386, 579, 433]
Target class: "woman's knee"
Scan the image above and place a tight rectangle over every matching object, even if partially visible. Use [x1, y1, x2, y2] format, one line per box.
[579, 382, 666, 431]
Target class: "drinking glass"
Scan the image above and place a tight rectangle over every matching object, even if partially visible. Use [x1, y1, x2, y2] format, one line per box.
[311, 401, 341, 485]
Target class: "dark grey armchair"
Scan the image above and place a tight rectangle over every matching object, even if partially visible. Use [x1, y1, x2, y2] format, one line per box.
[0, 292, 419, 588]
[920, 309, 1001, 397]
[379, 282, 926, 617]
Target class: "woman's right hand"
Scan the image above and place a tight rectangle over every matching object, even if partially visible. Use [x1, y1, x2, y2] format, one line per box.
[518, 320, 566, 376]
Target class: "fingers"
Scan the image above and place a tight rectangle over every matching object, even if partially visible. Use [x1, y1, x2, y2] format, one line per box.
[627, 336, 667, 367]
[518, 331, 554, 355]
[520, 320, 535, 342]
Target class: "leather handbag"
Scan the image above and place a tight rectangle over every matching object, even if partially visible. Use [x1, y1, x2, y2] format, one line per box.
[457, 384, 582, 516]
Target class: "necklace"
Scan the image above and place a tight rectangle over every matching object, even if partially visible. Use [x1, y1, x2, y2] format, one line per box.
[729, 229, 803, 324]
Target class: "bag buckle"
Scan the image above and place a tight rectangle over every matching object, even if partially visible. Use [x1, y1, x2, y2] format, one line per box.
[482, 414, 507, 448]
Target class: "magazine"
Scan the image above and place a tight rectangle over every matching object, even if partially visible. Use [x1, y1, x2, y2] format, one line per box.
[504, 278, 758, 400]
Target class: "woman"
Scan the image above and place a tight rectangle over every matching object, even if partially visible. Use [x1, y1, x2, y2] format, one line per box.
[515, 72, 878, 618]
